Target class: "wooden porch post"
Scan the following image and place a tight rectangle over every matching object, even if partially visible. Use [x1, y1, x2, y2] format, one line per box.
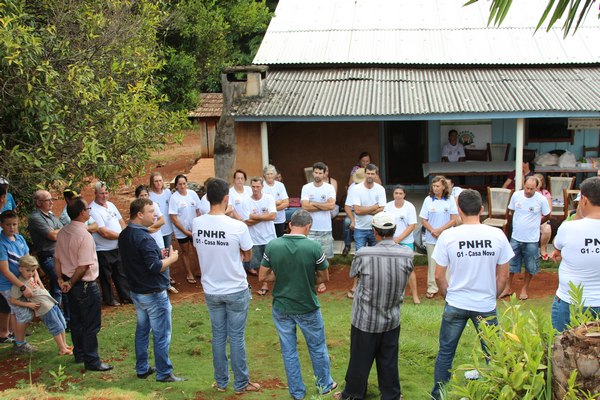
[515, 118, 525, 191]
[261, 122, 269, 168]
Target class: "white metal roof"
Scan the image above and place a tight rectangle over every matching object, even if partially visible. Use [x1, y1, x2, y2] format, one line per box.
[232, 67, 600, 119]
[253, 0, 600, 65]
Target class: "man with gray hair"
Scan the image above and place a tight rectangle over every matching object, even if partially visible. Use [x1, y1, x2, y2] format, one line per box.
[28, 190, 67, 321]
[262, 164, 289, 237]
[259, 209, 337, 400]
[335, 211, 413, 400]
[90, 181, 131, 306]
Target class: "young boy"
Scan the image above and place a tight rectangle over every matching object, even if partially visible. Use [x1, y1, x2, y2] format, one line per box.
[0, 210, 34, 353]
[11, 255, 72, 355]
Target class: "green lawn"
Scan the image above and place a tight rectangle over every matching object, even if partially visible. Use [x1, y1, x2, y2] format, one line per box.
[0, 269, 555, 400]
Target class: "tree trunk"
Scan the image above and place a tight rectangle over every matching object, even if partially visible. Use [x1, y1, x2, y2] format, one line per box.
[552, 321, 600, 398]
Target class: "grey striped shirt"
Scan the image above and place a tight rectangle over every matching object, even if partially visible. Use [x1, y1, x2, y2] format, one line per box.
[350, 239, 414, 333]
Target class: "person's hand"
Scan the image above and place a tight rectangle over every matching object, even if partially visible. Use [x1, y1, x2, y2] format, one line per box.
[550, 249, 562, 263]
[185, 230, 193, 237]
[22, 286, 33, 298]
[29, 302, 41, 311]
[349, 222, 355, 230]
[60, 281, 71, 293]
[169, 247, 179, 263]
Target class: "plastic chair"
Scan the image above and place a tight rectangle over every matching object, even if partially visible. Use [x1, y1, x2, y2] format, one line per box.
[487, 143, 510, 161]
[482, 187, 513, 234]
[304, 167, 314, 183]
[549, 176, 575, 217]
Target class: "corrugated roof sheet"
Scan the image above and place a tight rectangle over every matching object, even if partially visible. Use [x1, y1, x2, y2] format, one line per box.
[253, 0, 600, 65]
[232, 67, 600, 118]
[188, 93, 223, 118]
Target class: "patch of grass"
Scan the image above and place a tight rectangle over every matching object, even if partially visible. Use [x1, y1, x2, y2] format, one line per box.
[0, 285, 555, 399]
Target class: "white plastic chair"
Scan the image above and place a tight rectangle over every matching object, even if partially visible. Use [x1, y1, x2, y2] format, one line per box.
[482, 187, 513, 234]
[549, 176, 575, 216]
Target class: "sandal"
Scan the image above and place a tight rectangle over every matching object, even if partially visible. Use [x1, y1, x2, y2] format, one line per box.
[186, 277, 197, 284]
[246, 269, 258, 276]
[317, 283, 327, 294]
[257, 288, 269, 296]
[347, 289, 355, 299]
[425, 292, 435, 299]
[541, 253, 549, 261]
[170, 278, 176, 285]
[212, 382, 226, 392]
[235, 381, 261, 394]
[168, 286, 179, 294]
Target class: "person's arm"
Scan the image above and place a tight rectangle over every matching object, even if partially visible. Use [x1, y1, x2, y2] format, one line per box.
[10, 296, 40, 311]
[435, 265, 448, 297]
[0, 260, 33, 298]
[394, 223, 416, 244]
[431, 215, 457, 238]
[249, 211, 276, 222]
[160, 246, 179, 272]
[496, 262, 509, 297]
[87, 222, 99, 234]
[275, 198, 289, 211]
[369, 205, 385, 216]
[241, 248, 252, 262]
[330, 178, 338, 195]
[47, 228, 61, 241]
[97, 226, 121, 240]
[315, 269, 329, 285]
[59, 264, 91, 292]
[147, 215, 164, 234]
[118, 218, 126, 230]
[29, 215, 61, 242]
[301, 199, 320, 212]
[258, 266, 275, 283]
[344, 205, 356, 230]
[353, 203, 376, 215]
[170, 214, 192, 237]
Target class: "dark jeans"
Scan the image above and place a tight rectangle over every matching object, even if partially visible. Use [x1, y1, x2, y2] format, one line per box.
[343, 217, 353, 246]
[275, 223, 285, 238]
[97, 249, 131, 304]
[67, 280, 102, 368]
[341, 325, 401, 400]
[38, 252, 70, 322]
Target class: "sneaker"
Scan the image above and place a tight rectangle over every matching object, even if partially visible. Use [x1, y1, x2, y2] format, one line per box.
[14, 342, 37, 354]
[342, 245, 351, 256]
[464, 369, 481, 380]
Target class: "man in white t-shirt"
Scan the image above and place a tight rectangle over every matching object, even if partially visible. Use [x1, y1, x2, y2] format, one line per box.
[242, 177, 276, 295]
[262, 164, 289, 238]
[301, 162, 337, 259]
[342, 169, 366, 256]
[551, 176, 600, 331]
[90, 181, 131, 306]
[348, 164, 386, 251]
[192, 178, 260, 395]
[430, 189, 513, 400]
[441, 130, 465, 163]
[501, 176, 551, 301]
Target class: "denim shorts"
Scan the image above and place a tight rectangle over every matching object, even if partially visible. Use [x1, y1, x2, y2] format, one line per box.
[508, 238, 539, 275]
[40, 304, 67, 336]
[308, 230, 334, 258]
[249, 244, 266, 269]
[0, 290, 34, 323]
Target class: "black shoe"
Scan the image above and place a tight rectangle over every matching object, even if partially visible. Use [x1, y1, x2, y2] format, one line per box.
[107, 301, 121, 307]
[137, 366, 156, 379]
[342, 245, 351, 256]
[86, 362, 113, 371]
[157, 373, 187, 383]
[74, 357, 84, 364]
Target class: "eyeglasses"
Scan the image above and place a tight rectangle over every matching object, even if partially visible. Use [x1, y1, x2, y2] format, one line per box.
[86, 207, 92, 210]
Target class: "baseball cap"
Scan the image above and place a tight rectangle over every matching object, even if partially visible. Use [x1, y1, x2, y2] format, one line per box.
[372, 212, 396, 229]
[352, 168, 366, 184]
[0, 176, 8, 185]
[63, 189, 79, 198]
[575, 192, 581, 202]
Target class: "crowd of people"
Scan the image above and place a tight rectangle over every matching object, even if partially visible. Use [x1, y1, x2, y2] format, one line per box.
[0, 144, 599, 398]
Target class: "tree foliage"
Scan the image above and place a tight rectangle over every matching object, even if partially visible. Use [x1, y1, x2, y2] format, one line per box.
[465, 0, 598, 37]
[157, 0, 272, 111]
[0, 0, 189, 208]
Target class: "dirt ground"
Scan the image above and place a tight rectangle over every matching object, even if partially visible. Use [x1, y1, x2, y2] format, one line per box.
[0, 130, 560, 392]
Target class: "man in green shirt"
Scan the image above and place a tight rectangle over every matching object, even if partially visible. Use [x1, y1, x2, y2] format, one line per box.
[259, 209, 337, 400]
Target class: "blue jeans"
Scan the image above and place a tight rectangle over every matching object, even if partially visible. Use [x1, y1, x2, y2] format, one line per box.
[343, 216, 353, 246]
[39, 253, 70, 322]
[130, 290, 173, 380]
[205, 288, 251, 392]
[272, 307, 335, 399]
[432, 303, 497, 400]
[354, 229, 376, 252]
[508, 238, 539, 275]
[40, 304, 67, 336]
[551, 295, 600, 332]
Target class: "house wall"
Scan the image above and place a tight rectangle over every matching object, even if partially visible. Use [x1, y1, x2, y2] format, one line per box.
[191, 117, 218, 158]
[267, 121, 380, 198]
[235, 122, 263, 181]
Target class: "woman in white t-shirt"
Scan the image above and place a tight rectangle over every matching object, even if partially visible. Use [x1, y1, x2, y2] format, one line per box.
[419, 176, 458, 299]
[229, 170, 252, 221]
[169, 175, 201, 284]
[534, 173, 553, 261]
[384, 185, 419, 304]
[136, 185, 178, 294]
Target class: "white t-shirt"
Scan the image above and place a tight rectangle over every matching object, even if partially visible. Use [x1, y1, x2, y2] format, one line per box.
[554, 218, 600, 306]
[262, 181, 289, 224]
[90, 200, 123, 251]
[349, 182, 387, 230]
[241, 194, 277, 245]
[199, 195, 210, 215]
[432, 224, 514, 312]
[419, 196, 458, 245]
[301, 182, 336, 232]
[149, 201, 165, 249]
[383, 200, 417, 244]
[192, 214, 253, 295]
[441, 142, 465, 162]
[168, 190, 201, 239]
[149, 189, 173, 236]
[229, 186, 252, 217]
[508, 191, 551, 243]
